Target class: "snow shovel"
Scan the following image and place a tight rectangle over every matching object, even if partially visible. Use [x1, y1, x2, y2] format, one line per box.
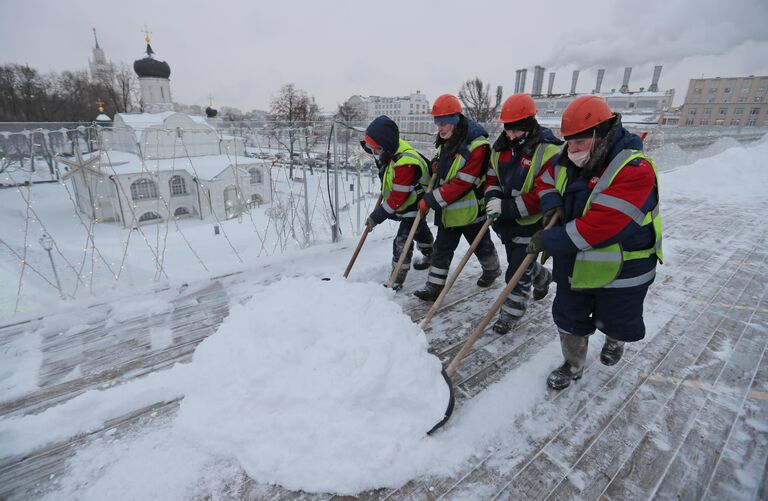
[342, 194, 383, 279]
[419, 217, 494, 329]
[427, 216, 559, 434]
[386, 173, 438, 289]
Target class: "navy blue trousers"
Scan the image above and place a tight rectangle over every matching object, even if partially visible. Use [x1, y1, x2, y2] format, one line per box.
[552, 283, 651, 342]
[392, 217, 433, 267]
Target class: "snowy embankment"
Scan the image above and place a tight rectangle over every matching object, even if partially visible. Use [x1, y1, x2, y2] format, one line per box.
[1, 136, 767, 499]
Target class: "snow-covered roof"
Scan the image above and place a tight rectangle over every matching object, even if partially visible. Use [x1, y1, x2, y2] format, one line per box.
[115, 112, 216, 132]
[91, 150, 264, 180]
[116, 111, 177, 129]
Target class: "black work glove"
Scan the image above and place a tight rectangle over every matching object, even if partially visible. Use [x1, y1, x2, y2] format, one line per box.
[542, 207, 564, 227]
[365, 216, 377, 231]
[526, 230, 545, 254]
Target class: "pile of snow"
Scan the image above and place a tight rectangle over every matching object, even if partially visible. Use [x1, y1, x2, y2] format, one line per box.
[176, 277, 450, 493]
[662, 135, 768, 202]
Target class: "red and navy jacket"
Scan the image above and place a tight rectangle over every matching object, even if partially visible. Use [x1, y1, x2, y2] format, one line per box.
[484, 126, 562, 243]
[537, 122, 659, 287]
[422, 117, 490, 214]
[364, 115, 425, 224]
[369, 156, 423, 223]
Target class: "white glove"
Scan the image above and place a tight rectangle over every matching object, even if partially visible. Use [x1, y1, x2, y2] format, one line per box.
[486, 198, 502, 220]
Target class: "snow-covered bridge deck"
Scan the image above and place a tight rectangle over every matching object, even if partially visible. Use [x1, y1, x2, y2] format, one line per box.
[1, 191, 766, 500]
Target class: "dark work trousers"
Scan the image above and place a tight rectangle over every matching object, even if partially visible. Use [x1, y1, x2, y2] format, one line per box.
[552, 282, 651, 342]
[499, 243, 535, 321]
[392, 217, 434, 269]
[426, 217, 499, 287]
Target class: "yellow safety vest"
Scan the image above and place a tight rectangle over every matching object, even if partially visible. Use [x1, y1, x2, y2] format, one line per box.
[435, 136, 490, 228]
[381, 139, 430, 217]
[554, 149, 664, 289]
[490, 142, 560, 226]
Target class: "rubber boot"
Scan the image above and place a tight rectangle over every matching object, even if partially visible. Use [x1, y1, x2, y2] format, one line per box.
[532, 264, 553, 301]
[413, 282, 443, 302]
[547, 333, 588, 390]
[600, 336, 625, 366]
[476, 267, 501, 287]
[388, 265, 408, 291]
[412, 247, 432, 271]
[492, 312, 516, 334]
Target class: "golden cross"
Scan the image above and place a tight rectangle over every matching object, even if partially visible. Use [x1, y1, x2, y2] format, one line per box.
[208, 93, 214, 107]
[141, 25, 152, 44]
[96, 99, 105, 113]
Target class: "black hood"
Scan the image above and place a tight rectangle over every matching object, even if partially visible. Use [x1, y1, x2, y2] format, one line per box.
[364, 115, 400, 157]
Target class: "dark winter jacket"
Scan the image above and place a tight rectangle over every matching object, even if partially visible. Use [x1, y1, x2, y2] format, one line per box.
[537, 116, 659, 288]
[484, 125, 563, 243]
[364, 116, 427, 223]
[422, 115, 490, 212]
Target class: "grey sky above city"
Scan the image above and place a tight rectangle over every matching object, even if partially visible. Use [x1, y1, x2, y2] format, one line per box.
[2, 0, 767, 112]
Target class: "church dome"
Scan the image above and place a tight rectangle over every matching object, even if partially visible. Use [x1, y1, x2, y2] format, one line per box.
[205, 106, 218, 118]
[133, 43, 171, 79]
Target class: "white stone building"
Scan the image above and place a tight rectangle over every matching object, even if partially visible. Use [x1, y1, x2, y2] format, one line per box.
[59, 35, 271, 228]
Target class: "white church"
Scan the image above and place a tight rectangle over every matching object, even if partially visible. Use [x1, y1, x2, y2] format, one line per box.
[60, 33, 271, 228]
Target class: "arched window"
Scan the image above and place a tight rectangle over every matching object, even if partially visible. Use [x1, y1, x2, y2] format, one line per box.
[169, 175, 187, 196]
[138, 211, 161, 223]
[130, 178, 158, 200]
[174, 206, 191, 218]
[249, 167, 263, 184]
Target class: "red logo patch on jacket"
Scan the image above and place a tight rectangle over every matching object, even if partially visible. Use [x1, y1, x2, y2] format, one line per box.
[521, 157, 532, 169]
[588, 176, 600, 188]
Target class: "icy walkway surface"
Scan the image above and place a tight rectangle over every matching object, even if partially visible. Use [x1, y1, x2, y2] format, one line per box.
[1, 141, 767, 500]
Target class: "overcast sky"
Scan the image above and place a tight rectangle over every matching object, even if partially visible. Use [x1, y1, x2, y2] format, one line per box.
[2, 0, 768, 112]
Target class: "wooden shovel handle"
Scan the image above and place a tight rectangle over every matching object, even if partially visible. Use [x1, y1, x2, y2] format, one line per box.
[445, 216, 559, 377]
[342, 194, 382, 278]
[386, 173, 438, 288]
[420, 217, 493, 329]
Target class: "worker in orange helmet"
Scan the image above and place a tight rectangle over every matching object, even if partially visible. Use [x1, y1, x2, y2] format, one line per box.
[414, 94, 501, 301]
[528, 95, 663, 390]
[483, 93, 563, 334]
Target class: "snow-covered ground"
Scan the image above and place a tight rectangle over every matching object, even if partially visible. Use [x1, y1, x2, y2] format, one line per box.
[1, 135, 767, 499]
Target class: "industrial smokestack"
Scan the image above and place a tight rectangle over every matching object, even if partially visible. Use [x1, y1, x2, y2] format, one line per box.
[648, 65, 663, 92]
[519, 68, 527, 93]
[620, 66, 632, 93]
[570, 70, 579, 94]
[514, 70, 522, 93]
[532, 65, 545, 96]
[547, 72, 555, 96]
[594, 69, 605, 94]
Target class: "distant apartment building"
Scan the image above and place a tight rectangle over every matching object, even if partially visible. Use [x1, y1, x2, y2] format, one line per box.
[346, 91, 434, 134]
[679, 75, 768, 127]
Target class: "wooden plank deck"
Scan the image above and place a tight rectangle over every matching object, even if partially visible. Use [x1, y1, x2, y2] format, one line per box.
[1, 197, 766, 500]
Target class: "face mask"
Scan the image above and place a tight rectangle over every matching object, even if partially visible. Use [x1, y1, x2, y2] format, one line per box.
[568, 149, 591, 167]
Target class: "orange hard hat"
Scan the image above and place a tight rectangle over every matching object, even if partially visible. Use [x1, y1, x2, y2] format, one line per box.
[498, 93, 536, 123]
[431, 94, 462, 117]
[560, 95, 615, 139]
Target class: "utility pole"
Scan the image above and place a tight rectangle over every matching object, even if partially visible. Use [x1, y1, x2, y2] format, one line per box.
[332, 123, 340, 242]
[356, 166, 361, 233]
[303, 171, 310, 247]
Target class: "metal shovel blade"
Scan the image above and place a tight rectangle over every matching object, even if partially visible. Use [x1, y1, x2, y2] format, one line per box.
[427, 368, 455, 435]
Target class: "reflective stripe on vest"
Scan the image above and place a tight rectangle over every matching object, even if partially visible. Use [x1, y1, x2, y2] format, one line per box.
[381, 139, 429, 214]
[436, 136, 490, 227]
[490, 142, 560, 226]
[554, 149, 664, 289]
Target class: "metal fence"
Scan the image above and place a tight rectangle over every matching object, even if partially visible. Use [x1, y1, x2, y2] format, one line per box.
[0, 119, 766, 316]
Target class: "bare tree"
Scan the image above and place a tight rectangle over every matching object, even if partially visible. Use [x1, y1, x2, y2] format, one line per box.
[269, 84, 320, 178]
[458, 77, 503, 123]
[335, 99, 366, 167]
